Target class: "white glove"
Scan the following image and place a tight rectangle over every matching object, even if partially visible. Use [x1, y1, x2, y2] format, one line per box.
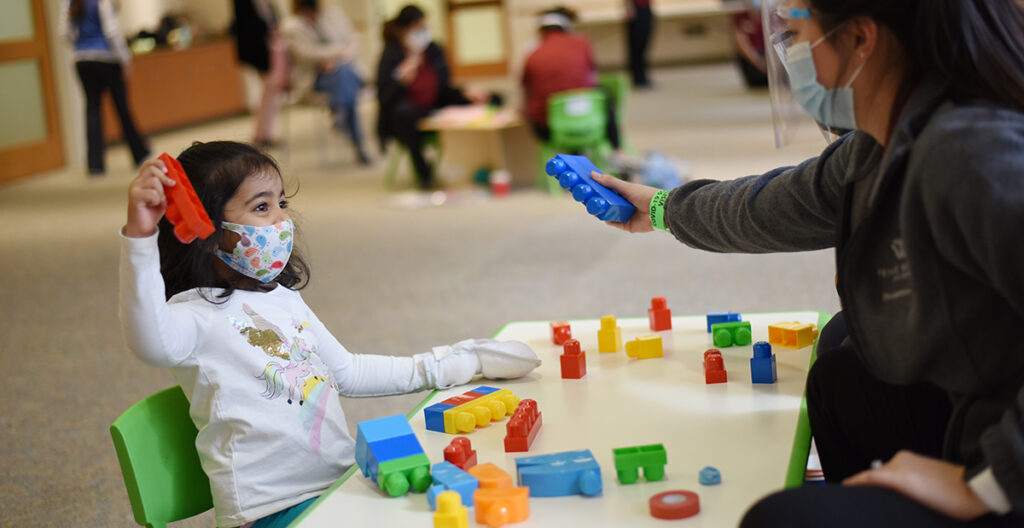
[415, 339, 541, 389]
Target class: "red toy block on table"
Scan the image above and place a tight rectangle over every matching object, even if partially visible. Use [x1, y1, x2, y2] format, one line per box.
[648, 297, 672, 331]
[650, 490, 700, 520]
[549, 321, 572, 345]
[559, 339, 587, 379]
[159, 153, 215, 244]
[444, 437, 478, 470]
[504, 399, 542, 452]
[703, 349, 727, 384]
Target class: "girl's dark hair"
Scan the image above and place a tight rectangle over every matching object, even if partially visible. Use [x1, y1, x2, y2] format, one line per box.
[69, 0, 85, 21]
[383, 4, 426, 44]
[809, 0, 1024, 112]
[157, 141, 310, 302]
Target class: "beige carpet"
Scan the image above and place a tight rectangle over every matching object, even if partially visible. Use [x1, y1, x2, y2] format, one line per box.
[0, 63, 836, 527]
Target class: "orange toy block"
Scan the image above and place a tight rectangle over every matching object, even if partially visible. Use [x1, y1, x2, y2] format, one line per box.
[703, 349, 727, 384]
[648, 297, 672, 331]
[158, 153, 215, 244]
[474, 486, 530, 528]
[625, 335, 664, 359]
[768, 322, 820, 349]
[468, 463, 514, 489]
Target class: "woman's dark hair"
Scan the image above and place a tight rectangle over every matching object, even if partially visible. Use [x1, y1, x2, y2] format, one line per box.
[383, 4, 426, 44]
[293, 0, 318, 13]
[809, 0, 1024, 112]
[157, 141, 310, 302]
[69, 0, 85, 21]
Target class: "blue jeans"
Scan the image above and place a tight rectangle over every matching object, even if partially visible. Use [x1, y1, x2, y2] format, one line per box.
[250, 496, 319, 528]
[314, 62, 364, 149]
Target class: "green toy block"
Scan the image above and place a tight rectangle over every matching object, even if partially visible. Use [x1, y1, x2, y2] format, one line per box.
[613, 444, 667, 484]
[378, 453, 432, 497]
[711, 321, 752, 347]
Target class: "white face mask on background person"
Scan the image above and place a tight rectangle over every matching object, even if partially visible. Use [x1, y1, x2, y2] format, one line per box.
[405, 28, 431, 52]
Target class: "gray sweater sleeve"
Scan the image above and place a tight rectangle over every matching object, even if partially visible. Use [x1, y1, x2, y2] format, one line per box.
[664, 132, 876, 253]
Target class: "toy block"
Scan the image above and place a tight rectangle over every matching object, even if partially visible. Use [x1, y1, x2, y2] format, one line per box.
[750, 341, 778, 384]
[613, 444, 668, 484]
[442, 393, 484, 406]
[545, 154, 636, 223]
[706, 311, 742, 333]
[504, 399, 543, 452]
[711, 321, 752, 347]
[515, 449, 602, 497]
[442, 389, 521, 434]
[356, 415, 425, 480]
[158, 153, 215, 244]
[377, 453, 432, 497]
[625, 335, 664, 359]
[768, 321, 820, 349]
[559, 339, 587, 379]
[703, 349, 727, 384]
[468, 463, 514, 489]
[434, 490, 469, 528]
[444, 437, 478, 470]
[469, 386, 501, 394]
[648, 297, 672, 331]
[427, 462, 480, 509]
[597, 315, 622, 353]
[549, 321, 572, 345]
[425, 403, 455, 433]
[474, 486, 530, 528]
[649, 490, 700, 520]
[698, 466, 721, 485]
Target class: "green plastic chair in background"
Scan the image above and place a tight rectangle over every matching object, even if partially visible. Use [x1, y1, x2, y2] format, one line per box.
[539, 88, 613, 194]
[110, 386, 212, 528]
[383, 131, 442, 187]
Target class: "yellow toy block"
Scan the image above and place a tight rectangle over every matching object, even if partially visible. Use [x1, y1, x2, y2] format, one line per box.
[434, 490, 469, 528]
[443, 390, 521, 434]
[597, 315, 622, 353]
[768, 322, 820, 349]
[625, 335, 664, 359]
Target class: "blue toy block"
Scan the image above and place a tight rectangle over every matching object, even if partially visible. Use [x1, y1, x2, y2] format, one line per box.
[515, 449, 603, 497]
[750, 341, 778, 384]
[706, 311, 742, 333]
[699, 466, 721, 485]
[356, 415, 426, 481]
[427, 462, 479, 510]
[470, 385, 500, 395]
[424, 403, 455, 433]
[545, 154, 636, 223]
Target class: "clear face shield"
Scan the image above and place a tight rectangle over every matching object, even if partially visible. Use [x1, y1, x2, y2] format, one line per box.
[762, 0, 840, 146]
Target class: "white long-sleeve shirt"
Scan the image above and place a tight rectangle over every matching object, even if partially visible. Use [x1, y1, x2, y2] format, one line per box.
[118, 232, 435, 526]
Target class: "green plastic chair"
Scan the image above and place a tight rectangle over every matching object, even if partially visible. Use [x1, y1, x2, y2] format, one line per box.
[384, 131, 441, 187]
[110, 386, 212, 528]
[539, 89, 613, 194]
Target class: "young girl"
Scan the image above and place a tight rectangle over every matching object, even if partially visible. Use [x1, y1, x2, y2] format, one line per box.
[118, 141, 540, 527]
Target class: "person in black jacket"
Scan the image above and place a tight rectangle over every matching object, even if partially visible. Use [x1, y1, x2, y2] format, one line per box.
[232, 0, 286, 146]
[375, 5, 491, 189]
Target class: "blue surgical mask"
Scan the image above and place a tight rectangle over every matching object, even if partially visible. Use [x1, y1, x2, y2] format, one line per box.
[776, 34, 866, 130]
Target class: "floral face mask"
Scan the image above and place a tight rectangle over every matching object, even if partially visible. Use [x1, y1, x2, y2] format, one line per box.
[216, 220, 294, 283]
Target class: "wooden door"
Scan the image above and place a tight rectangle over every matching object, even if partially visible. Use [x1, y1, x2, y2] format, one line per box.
[0, 0, 64, 183]
[445, 0, 508, 79]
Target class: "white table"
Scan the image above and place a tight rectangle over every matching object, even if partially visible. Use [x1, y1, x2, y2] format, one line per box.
[292, 311, 827, 527]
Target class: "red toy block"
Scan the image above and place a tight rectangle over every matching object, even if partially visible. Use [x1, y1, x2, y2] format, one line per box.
[559, 339, 587, 379]
[650, 490, 700, 520]
[159, 153, 215, 244]
[648, 297, 672, 331]
[444, 437, 478, 470]
[442, 393, 483, 406]
[504, 399, 542, 452]
[550, 321, 572, 345]
[703, 349, 727, 384]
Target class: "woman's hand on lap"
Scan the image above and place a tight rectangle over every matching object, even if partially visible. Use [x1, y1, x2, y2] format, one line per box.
[843, 450, 990, 520]
[590, 172, 659, 233]
[124, 159, 175, 238]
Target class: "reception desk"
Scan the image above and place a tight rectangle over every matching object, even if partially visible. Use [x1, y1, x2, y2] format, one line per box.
[102, 39, 245, 142]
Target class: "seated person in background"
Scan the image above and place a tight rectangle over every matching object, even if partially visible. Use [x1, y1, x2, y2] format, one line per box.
[282, 0, 370, 164]
[522, 7, 622, 153]
[376, 4, 493, 190]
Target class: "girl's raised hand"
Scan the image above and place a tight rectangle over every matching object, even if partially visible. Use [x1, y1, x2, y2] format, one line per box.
[124, 159, 175, 238]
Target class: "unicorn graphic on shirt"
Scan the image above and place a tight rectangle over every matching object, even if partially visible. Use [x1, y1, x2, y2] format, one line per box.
[229, 304, 336, 455]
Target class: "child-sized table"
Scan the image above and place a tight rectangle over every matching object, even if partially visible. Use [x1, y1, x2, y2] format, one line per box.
[291, 311, 829, 527]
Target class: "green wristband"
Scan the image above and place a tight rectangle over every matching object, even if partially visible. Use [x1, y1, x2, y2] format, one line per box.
[649, 190, 670, 231]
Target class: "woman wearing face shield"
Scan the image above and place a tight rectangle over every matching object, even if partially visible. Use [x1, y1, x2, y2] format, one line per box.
[375, 5, 494, 190]
[590, 0, 1024, 525]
